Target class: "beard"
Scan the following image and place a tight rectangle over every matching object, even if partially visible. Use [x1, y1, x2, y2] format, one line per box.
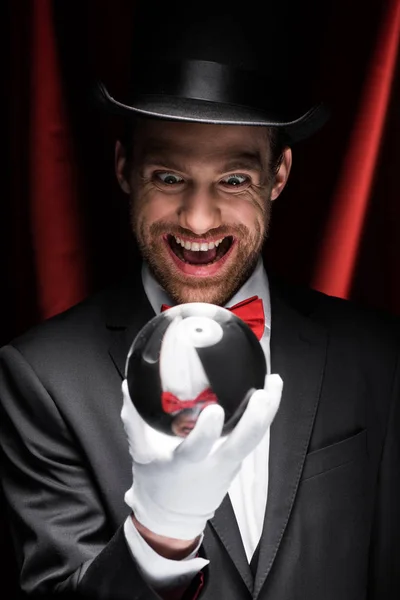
[132, 206, 271, 307]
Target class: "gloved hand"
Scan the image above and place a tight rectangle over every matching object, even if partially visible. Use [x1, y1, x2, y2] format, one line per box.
[121, 374, 283, 540]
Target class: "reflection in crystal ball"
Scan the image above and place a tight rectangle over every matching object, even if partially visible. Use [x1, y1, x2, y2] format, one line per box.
[125, 303, 266, 437]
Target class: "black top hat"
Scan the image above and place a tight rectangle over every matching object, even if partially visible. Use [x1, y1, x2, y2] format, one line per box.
[94, 4, 329, 144]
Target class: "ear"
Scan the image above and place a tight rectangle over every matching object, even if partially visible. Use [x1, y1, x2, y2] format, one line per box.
[115, 140, 131, 194]
[270, 147, 292, 201]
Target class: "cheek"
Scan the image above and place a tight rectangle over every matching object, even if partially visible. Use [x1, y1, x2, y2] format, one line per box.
[226, 194, 268, 227]
[132, 190, 178, 227]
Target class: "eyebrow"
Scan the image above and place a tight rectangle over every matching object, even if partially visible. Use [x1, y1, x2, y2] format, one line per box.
[140, 153, 188, 173]
[220, 152, 264, 172]
[140, 144, 264, 172]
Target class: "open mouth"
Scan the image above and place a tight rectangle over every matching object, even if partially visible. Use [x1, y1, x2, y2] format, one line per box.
[166, 234, 234, 266]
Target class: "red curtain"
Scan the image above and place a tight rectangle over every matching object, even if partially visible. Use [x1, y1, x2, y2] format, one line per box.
[4, 0, 400, 333]
[29, 0, 88, 318]
[312, 0, 400, 298]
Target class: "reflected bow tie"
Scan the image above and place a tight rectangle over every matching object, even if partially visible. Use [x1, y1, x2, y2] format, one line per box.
[161, 387, 218, 413]
[161, 295, 265, 341]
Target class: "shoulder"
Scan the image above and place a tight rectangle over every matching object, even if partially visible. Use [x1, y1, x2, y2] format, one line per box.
[270, 273, 400, 353]
[1, 276, 142, 369]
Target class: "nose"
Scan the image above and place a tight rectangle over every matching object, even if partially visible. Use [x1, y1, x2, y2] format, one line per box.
[178, 185, 221, 234]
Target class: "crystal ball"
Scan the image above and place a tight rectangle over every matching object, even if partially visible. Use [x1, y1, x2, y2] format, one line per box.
[125, 303, 266, 437]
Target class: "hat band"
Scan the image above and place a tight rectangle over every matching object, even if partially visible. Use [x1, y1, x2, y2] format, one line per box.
[131, 59, 286, 115]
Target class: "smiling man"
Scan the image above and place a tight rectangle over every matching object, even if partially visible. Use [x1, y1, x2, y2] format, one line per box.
[116, 121, 291, 306]
[0, 4, 400, 600]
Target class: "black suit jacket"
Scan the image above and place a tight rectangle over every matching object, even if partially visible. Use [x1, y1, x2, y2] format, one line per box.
[0, 272, 399, 600]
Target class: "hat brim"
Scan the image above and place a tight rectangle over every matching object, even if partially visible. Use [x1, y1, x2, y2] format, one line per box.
[93, 81, 330, 144]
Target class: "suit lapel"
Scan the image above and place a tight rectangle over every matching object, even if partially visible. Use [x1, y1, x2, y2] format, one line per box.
[106, 274, 156, 379]
[207, 279, 328, 596]
[253, 279, 327, 598]
[206, 496, 254, 593]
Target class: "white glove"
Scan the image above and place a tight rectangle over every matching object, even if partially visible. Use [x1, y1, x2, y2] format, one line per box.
[121, 374, 283, 540]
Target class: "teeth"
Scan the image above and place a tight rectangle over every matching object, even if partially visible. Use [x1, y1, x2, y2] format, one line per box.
[174, 236, 225, 251]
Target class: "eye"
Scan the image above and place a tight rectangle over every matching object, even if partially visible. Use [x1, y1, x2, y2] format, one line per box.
[155, 172, 184, 185]
[220, 174, 249, 187]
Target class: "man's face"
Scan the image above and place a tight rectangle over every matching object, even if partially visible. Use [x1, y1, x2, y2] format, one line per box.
[170, 404, 208, 438]
[116, 120, 291, 306]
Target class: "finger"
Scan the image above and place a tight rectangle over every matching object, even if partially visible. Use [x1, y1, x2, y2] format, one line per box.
[175, 403, 225, 462]
[121, 380, 165, 464]
[121, 380, 149, 460]
[265, 373, 284, 396]
[121, 380, 145, 444]
[218, 378, 282, 462]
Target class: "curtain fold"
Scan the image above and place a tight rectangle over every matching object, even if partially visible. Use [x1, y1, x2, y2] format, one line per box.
[311, 0, 400, 299]
[29, 0, 88, 320]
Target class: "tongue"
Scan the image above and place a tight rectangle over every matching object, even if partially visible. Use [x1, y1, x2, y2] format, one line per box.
[183, 248, 217, 264]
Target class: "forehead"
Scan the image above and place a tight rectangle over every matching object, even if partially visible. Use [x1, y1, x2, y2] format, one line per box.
[132, 119, 270, 165]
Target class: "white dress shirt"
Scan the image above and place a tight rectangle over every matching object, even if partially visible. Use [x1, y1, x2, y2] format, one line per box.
[124, 258, 271, 589]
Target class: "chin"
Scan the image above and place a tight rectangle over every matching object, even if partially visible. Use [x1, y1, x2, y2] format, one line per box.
[167, 279, 237, 306]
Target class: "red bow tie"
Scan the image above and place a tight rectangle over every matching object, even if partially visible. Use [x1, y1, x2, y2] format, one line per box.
[162, 387, 218, 413]
[160, 295, 265, 341]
